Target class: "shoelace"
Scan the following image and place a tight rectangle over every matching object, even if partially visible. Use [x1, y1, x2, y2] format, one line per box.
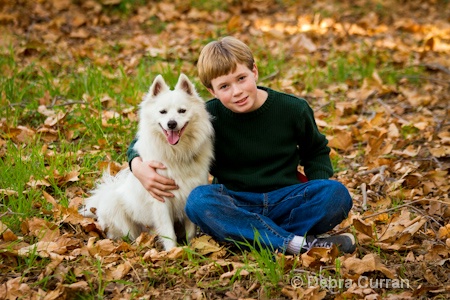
[304, 238, 333, 251]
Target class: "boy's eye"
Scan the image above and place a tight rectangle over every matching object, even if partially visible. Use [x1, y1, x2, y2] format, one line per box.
[238, 76, 246, 81]
[220, 84, 228, 90]
[178, 108, 186, 113]
[159, 109, 167, 114]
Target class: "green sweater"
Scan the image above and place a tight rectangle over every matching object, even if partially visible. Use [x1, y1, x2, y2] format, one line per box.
[127, 86, 333, 193]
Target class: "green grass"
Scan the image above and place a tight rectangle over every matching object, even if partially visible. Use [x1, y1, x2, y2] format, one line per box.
[226, 231, 300, 297]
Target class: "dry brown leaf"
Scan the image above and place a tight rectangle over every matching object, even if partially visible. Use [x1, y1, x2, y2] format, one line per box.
[42, 285, 64, 300]
[105, 261, 132, 280]
[0, 220, 18, 242]
[143, 246, 184, 261]
[352, 218, 373, 238]
[0, 189, 18, 197]
[292, 34, 317, 53]
[342, 253, 396, 280]
[18, 241, 61, 257]
[437, 224, 450, 239]
[227, 15, 242, 32]
[27, 177, 51, 189]
[22, 217, 60, 241]
[191, 235, 227, 259]
[300, 245, 339, 268]
[0, 278, 32, 300]
[327, 130, 353, 151]
[220, 266, 249, 280]
[135, 232, 158, 248]
[281, 285, 327, 300]
[87, 237, 117, 257]
[65, 281, 90, 292]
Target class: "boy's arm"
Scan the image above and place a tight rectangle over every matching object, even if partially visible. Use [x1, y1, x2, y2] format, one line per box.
[126, 137, 178, 202]
[299, 106, 334, 180]
[127, 137, 140, 171]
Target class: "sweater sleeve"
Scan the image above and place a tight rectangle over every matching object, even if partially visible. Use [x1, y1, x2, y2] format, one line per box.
[299, 105, 334, 180]
[126, 137, 140, 171]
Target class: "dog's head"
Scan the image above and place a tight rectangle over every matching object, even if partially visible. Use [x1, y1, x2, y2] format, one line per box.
[139, 74, 207, 146]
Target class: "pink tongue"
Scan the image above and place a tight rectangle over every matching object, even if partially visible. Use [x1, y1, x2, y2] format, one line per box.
[168, 130, 180, 145]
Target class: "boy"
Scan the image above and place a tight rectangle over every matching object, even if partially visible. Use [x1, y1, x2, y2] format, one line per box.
[127, 36, 355, 254]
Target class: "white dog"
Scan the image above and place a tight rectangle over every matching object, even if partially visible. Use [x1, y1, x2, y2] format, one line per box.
[80, 74, 214, 250]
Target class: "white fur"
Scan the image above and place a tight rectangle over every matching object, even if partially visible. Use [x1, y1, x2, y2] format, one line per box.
[80, 74, 214, 250]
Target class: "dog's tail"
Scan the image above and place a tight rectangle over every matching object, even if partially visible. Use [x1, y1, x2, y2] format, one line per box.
[79, 168, 130, 218]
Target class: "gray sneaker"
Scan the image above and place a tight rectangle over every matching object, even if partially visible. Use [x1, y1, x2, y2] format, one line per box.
[302, 233, 356, 253]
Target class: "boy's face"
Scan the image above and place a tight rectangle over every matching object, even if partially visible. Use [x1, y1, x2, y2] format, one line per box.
[208, 63, 264, 113]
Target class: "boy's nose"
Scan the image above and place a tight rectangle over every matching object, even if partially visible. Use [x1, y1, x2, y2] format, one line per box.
[232, 84, 242, 96]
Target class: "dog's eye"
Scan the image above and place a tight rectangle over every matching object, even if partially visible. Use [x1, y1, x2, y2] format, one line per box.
[159, 109, 167, 114]
[178, 109, 186, 113]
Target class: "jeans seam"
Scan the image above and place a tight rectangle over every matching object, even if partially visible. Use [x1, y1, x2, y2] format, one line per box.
[254, 213, 286, 240]
[263, 193, 268, 216]
[288, 186, 309, 226]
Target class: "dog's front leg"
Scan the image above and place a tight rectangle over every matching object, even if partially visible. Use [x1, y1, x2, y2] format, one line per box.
[157, 228, 177, 250]
[155, 212, 178, 250]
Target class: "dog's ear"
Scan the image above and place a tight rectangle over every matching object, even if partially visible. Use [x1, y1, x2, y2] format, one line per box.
[175, 73, 197, 97]
[148, 75, 169, 98]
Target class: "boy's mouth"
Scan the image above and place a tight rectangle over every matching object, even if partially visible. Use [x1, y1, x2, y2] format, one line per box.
[235, 96, 248, 105]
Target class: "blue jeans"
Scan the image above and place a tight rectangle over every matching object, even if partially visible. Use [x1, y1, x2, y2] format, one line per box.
[185, 180, 352, 252]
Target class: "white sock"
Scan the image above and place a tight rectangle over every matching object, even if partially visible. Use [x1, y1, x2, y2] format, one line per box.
[287, 235, 306, 254]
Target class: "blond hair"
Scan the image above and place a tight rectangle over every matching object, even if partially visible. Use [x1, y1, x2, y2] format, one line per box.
[197, 36, 255, 89]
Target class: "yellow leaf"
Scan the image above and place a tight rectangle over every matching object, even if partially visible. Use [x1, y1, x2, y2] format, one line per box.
[327, 130, 353, 151]
[342, 253, 395, 279]
[352, 218, 373, 238]
[437, 224, 450, 239]
[191, 235, 225, 256]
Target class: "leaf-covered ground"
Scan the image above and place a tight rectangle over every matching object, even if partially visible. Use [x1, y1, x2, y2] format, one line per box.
[1, 0, 449, 299]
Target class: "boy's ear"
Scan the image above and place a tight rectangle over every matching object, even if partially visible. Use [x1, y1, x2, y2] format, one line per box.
[207, 87, 216, 98]
[252, 63, 259, 81]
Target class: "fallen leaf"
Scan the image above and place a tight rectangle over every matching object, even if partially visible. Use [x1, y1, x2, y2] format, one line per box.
[342, 253, 396, 280]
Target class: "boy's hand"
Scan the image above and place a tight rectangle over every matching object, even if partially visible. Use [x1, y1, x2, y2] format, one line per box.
[130, 157, 178, 203]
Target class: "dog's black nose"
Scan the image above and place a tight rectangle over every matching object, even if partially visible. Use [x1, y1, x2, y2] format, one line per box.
[167, 120, 177, 130]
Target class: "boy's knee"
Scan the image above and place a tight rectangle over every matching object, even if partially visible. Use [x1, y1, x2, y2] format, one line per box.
[187, 185, 202, 203]
[185, 185, 214, 220]
[326, 180, 353, 212]
[186, 187, 201, 215]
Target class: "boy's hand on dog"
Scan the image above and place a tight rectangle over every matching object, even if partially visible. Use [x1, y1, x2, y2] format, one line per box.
[131, 157, 178, 202]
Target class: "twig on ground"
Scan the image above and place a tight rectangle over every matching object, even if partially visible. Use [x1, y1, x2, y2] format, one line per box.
[403, 204, 442, 228]
[431, 157, 443, 169]
[379, 165, 386, 182]
[0, 205, 22, 218]
[124, 256, 142, 284]
[421, 63, 450, 76]
[259, 70, 279, 82]
[356, 165, 388, 176]
[376, 98, 410, 124]
[397, 74, 450, 85]
[336, 198, 449, 235]
[48, 100, 87, 108]
[361, 183, 368, 211]
[360, 198, 449, 220]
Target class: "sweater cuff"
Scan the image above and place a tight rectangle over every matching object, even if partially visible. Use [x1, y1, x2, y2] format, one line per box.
[128, 154, 140, 172]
